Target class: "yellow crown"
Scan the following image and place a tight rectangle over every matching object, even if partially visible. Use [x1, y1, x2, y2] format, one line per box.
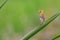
[39, 10, 44, 14]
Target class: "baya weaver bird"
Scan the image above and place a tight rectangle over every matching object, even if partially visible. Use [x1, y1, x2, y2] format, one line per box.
[39, 10, 45, 24]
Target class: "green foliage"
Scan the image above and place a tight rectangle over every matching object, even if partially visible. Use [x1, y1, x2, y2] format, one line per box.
[0, 0, 60, 40]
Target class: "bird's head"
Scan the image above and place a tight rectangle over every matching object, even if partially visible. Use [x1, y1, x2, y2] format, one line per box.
[39, 10, 44, 14]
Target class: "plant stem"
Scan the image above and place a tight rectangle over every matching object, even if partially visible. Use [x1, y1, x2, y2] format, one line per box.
[0, 0, 8, 9]
[52, 35, 60, 40]
[22, 13, 60, 40]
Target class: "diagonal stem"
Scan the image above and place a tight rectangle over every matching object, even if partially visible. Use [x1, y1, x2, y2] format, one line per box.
[52, 35, 60, 40]
[0, 0, 8, 9]
[22, 13, 60, 40]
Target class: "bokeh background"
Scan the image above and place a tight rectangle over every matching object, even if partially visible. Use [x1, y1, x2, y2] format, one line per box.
[0, 0, 60, 40]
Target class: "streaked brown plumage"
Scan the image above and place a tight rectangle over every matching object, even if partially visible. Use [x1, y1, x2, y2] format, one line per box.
[39, 10, 45, 23]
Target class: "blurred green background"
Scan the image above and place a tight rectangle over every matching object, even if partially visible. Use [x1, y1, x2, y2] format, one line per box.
[0, 0, 60, 40]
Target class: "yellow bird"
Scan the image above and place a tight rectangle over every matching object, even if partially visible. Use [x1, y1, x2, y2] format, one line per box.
[39, 10, 45, 24]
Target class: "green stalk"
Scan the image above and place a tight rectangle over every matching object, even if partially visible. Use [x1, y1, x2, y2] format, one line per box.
[22, 13, 60, 40]
[0, 0, 8, 9]
[52, 35, 60, 40]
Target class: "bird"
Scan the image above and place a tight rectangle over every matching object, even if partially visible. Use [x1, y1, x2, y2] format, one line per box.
[39, 10, 45, 24]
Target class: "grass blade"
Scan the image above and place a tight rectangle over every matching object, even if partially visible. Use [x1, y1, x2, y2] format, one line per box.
[22, 13, 60, 40]
[52, 35, 60, 40]
[0, 0, 8, 9]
